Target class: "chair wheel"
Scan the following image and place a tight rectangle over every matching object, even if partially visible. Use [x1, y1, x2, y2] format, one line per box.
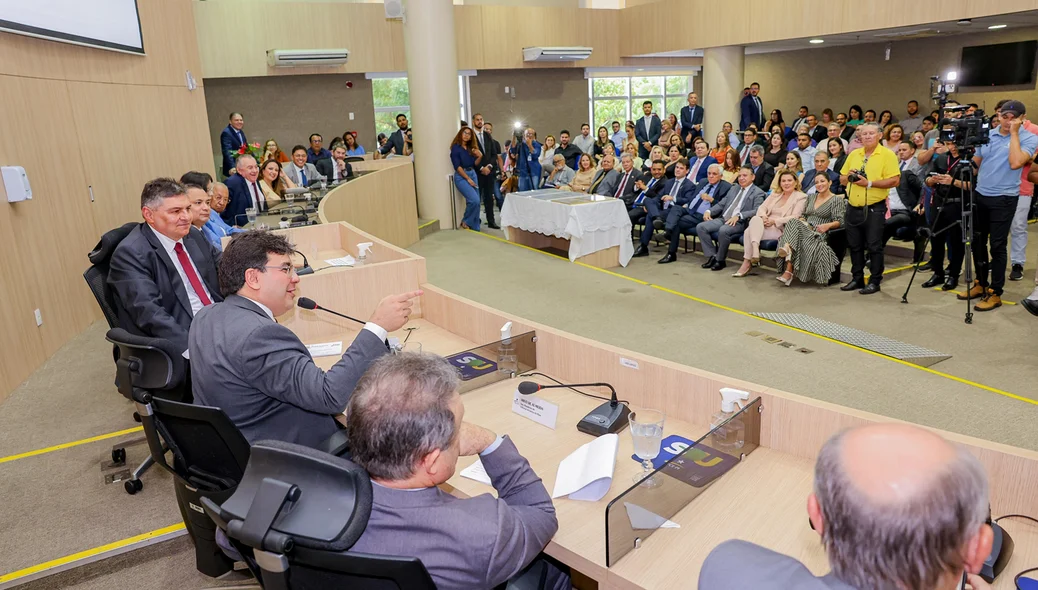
[112, 448, 126, 464]
[133, 412, 142, 423]
[124, 479, 143, 495]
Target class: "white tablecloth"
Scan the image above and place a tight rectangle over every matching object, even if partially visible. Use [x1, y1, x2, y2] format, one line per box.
[500, 190, 634, 267]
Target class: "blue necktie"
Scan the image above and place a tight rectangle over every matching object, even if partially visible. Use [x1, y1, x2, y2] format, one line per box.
[690, 184, 714, 214]
[300, 168, 307, 186]
[635, 178, 656, 205]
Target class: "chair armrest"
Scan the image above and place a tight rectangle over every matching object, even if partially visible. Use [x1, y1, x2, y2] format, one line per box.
[319, 429, 351, 457]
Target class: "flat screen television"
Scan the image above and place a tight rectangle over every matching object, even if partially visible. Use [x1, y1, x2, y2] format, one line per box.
[959, 40, 1038, 87]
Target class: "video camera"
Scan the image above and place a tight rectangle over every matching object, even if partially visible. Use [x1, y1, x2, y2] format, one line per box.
[939, 106, 990, 150]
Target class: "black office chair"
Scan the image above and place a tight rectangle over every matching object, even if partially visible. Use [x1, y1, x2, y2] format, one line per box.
[107, 327, 252, 578]
[202, 440, 438, 589]
[84, 222, 137, 330]
[344, 156, 365, 163]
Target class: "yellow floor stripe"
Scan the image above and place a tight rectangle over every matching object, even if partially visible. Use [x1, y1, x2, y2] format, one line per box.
[467, 229, 1035, 406]
[0, 426, 144, 465]
[418, 219, 438, 230]
[0, 523, 186, 583]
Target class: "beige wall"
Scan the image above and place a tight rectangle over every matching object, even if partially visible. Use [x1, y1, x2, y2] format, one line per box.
[204, 75, 377, 162]
[745, 27, 1038, 126]
[469, 69, 590, 143]
[0, 0, 214, 401]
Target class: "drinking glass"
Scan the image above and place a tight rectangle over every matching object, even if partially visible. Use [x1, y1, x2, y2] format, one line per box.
[400, 342, 422, 354]
[285, 191, 295, 204]
[245, 207, 257, 227]
[630, 409, 665, 487]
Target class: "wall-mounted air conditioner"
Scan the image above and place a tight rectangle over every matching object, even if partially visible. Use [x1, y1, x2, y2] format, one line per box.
[266, 49, 350, 67]
[522, 47, 593, 62]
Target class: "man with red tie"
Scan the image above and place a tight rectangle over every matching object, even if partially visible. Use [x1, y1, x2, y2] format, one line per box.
[109, 178, 222, 356]
[223, 154, 267, 227]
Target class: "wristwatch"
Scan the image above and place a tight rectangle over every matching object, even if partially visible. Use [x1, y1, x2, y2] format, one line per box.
[867, 180, 873, 189]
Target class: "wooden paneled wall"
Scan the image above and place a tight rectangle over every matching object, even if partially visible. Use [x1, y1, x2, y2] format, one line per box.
[0, 0, 214, 401]
[317, 162, 420, 248]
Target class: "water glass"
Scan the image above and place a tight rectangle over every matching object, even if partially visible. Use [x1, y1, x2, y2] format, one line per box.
[285, 192, 295, 204]
[245, 207, 257, 227]
[630, 409, 665, 487]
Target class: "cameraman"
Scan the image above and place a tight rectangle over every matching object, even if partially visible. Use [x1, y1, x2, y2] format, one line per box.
[963, 100, 1038, 311]
[921, 140, 970, 291]
[840, 122, 902, 295]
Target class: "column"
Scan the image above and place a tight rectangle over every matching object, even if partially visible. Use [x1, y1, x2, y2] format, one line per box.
[403, 0, 459, 229]
[702, 46, 745, 139]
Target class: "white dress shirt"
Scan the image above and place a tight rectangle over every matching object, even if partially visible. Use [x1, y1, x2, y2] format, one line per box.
[247, 179, 263, 210]
[150, 226, 212, 315]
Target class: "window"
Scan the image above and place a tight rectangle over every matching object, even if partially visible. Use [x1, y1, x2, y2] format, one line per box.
[371, 75, 472, 139]
[589, 75, 693, 136]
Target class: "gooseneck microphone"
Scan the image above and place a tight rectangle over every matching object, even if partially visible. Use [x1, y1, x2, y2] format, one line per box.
[293, 250, 314, 276]
[517, 380, 630, 436]
[297, 297, 364, 326]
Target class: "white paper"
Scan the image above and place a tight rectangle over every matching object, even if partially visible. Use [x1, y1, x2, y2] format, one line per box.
[460, 458, 492, 485]
[306, 341, 343, 357]
[551, 433, 619, 501]
[324, 255, 356, 267]
[624, 502, 680, 530]
[512, 390, 559, 430]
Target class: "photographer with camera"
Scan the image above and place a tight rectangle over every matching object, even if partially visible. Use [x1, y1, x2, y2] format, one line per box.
[839, 122, 902, 295]
[921, 140, 971, 291]
[962, 100, 1038, 311]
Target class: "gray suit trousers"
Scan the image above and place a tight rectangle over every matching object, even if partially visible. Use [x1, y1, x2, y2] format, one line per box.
[697, 218, 746, 260]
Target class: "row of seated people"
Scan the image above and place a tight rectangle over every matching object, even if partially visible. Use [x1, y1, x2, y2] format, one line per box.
[106, 175, 1002, 590]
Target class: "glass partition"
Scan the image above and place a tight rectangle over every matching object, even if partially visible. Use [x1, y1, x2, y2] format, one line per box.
[445, 331, 537, 394]
[604, 397, 762, 567]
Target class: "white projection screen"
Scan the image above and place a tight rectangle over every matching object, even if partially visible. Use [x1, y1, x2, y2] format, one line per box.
[0, 0, 143, 54]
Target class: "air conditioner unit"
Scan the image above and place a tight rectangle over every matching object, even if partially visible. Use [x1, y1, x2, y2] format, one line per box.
[266, 49, 349, 67]
[522, 47, 593, 62]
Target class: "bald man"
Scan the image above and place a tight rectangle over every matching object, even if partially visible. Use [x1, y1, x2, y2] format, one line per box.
[699, 423, 994, 590]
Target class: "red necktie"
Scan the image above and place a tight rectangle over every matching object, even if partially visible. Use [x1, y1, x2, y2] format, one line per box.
[173, 243, 212, 306]
[614, 172, 630, 198]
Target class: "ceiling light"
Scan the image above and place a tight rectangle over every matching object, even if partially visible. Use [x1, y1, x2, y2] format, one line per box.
[809, 39, 824, 44]
[988, 24, 1007, 29]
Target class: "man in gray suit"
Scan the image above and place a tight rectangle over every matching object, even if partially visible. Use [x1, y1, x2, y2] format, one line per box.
[347, 353, 569, 590]
[699, 423, 994, 590]
[696, 166, 767, 272]
[188, 231, 420, 448]
[282, 145, 325, 187]
[589, 153, 621, 195]
[109, 178, 222, 355]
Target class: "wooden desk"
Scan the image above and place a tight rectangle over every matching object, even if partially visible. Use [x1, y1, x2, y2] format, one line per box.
[318, 161, 419, 248]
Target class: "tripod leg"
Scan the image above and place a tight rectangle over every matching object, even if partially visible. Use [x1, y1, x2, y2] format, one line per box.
[901, 204, 948, 304]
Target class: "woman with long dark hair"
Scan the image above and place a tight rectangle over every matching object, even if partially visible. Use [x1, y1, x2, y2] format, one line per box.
[449, 126, 483, 230]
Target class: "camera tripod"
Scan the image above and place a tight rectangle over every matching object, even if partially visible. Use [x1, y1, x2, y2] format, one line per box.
[900, 158, 978, 324]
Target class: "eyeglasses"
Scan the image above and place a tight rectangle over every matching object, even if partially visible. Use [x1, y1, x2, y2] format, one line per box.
[262, 265, 297, 277]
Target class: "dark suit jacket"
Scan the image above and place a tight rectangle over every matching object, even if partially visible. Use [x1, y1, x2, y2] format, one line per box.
[189, 295, 388, 448]
[894, 168, 923, 210]
[740, 94, 764, 130]
[474, 129, 498, 170]
[660, 176, 698, 208]
[632, 175, 667, 208]
[223, 173, 261, 226]
[801, 168, 845, 195]
[680, 179, 732, 211]
[220, 125, 246, 177]
[749, 161, 776, 191]
[700, 540, 856, 590]
[809, 125, 828, 144]
[379, 128, 407, 156]
[612, 169, 643, 204]
[708, 183, 767, 221]
[686, 155, 718, 183]
[680, 105, 704, 142]
[634, 114, 662, 159]
[350, 437, 562, 590]
[108, 223, 222, 353]
[315, 158, 353, 183]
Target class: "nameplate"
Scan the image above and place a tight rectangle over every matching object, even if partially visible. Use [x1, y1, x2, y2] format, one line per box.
[512, 389, 558, 430]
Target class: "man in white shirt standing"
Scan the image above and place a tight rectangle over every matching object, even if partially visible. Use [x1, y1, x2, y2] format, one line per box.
[572, 123, 595, 155]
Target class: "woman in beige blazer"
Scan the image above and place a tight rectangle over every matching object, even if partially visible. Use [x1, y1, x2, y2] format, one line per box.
[733, 170, 807, 277]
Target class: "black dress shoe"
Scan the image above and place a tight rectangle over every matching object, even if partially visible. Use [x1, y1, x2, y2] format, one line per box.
[632, 245, 649, 257]
[701, 256, 716, 269]
[859, 283, 881, 295]
[487, 222, 501, 230]
[916, 260, 933, 272]
[1022, 298, 1038, 317]
[711, 261, 727, 271]
[942, 276, 959, 291]
[653, 218, 665, 230]
[840, 279, 865, 292]
[921, 274, 945, 289]
[658, 253, 676, 264]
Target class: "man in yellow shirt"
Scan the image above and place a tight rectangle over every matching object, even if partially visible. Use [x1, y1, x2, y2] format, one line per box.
[840, 122, 902, 294]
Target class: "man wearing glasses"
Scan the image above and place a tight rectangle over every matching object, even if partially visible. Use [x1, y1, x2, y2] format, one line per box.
[188, 231, 422, 448]
[960, 100, 1037, 311]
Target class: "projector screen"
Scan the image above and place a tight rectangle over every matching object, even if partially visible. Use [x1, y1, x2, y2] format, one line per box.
[0, 0, 143, 54]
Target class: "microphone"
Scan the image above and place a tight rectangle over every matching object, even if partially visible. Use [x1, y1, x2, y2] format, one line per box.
[296, 297, 365, 326]
[517, 380, 630, 436]
[294, 250, 314, 276]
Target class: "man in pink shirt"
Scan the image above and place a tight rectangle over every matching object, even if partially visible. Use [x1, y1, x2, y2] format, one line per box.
[1007, 100, 1038, 281]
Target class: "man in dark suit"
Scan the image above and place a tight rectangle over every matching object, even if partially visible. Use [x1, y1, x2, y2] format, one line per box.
[222, 154, 266, 226]
[806, 114, 828, 144]
[315, 144, 353, 184]
[739, 82, 764, 131]
[472, 114, 501, 228]
[680, 92, 704, 145]
[658, 164, 732, 263]
[108, 178, 222, 355]
[745, 145, 775, 191]
[787, 106, 809, 141]
[635, 100, 662, 159]
[736, 128, 761, 163]
[801, 152, 845, 195]
[612, 153, 643, 206]
[219, 112, 246, 177]
[379, 113, 411, 157]
[633, 160, 692, 257]
[188, 231, 420, 448]
[696, 166, 768, 271]
[347, 353, 568, 590]
[686, 139, 717, 183]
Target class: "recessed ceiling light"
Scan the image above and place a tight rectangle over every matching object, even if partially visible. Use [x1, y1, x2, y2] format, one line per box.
[988, 24, 1007, 29]
[809, 39, 824, 44]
